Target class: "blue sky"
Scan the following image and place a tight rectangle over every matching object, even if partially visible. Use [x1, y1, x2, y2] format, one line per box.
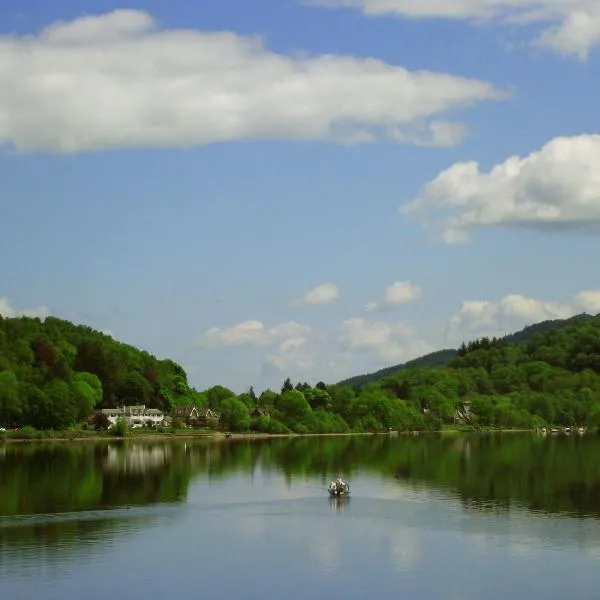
[1, 0, 600, 393]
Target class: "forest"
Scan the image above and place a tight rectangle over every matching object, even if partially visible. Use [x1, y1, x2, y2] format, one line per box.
[2, 312, 600, 432]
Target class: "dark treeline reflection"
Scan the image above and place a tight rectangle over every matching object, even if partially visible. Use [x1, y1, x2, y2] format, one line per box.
[219, 434, 600, 518]
[2, 434, 600, 520]
[0, 442, 194, 516]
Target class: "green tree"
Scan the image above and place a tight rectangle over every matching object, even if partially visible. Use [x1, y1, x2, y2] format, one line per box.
[0, 371, 21, 425]
[219, 398, 251, 431]
[206, 385, 235, 410]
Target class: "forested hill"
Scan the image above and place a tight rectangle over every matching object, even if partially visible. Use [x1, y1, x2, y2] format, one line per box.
[3, 311, 600, 433]
[338, 313, 594, 390]
[0, 315, 199, 429]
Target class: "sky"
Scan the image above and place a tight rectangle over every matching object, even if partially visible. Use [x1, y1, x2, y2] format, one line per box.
[1, 0, 600, 393]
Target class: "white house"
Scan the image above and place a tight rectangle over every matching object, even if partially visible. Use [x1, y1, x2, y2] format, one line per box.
[99, 405, 167, 428]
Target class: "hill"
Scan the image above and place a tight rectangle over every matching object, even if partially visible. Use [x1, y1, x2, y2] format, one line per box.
[0, 315, 201, 429]
[337, 313, 594, 390]
[3, 311, 600, 434]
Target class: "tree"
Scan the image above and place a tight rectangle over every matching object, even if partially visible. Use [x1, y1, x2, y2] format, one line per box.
[113, 417, 129, 437]
[0, 371, 21, 425]
[258, 389, 278, 408]
[118, 371, 152, 405]
[219, 398, 251, 431]
[91, 411, 110, 431]
[206, 385, 235, 410]
[72, 372, 102, 421]
[275, 390, 313, 431]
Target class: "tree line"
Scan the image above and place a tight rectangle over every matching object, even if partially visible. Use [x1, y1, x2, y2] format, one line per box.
[2, 313, 600, 432]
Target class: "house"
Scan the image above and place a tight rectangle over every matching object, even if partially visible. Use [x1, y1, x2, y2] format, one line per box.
[171, 405, 220, 428]
[197, 407, 220, 427]
[250, 407, 270, 419]
[172, 405, 200, 426]
[99, 405, 167, 428]
[454, 400, 472, 425]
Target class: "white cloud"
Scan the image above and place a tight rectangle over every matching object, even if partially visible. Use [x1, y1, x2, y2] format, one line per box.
[366, 280, 422, 312]
[339, 317, 431, 363]
[574, 290, 600, 313]
[0, 296, 50, 319]
[446, 290, 600, 342]
[0, 10, 504, 153]
[197, 320, 311, 348]
[293, 283, 340, 306]
[264, 337, 315, 372]
[403, 134, 600, 243]
[308, 1, 600, 60]
[279, 337, 309, 352]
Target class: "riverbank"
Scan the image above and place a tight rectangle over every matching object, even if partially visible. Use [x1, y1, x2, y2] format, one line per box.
[0, 429, 386, 444]
[0, 426, 549, 444]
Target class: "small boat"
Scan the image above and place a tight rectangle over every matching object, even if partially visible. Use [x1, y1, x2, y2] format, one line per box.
[328, 478, 350, 497]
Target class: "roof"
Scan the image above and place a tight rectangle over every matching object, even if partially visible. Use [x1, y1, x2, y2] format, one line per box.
[197, 407, 220, 419]
[172, 405, 199, 417]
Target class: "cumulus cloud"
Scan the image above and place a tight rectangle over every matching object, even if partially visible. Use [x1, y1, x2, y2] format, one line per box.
[403, 134, 600, 243]
[293, 283, 340, 307]
[447, 290, 600, 342]
[339, 317, 431, 363]
[308, 0, 600, 60]
[197, 320, 311, 348]
[366, 280, 422, 312]
[0, 10, 505, 153]
[574, 290, 600, 313]
[0, 296, 50, 319]
[264, 337, 315, 372]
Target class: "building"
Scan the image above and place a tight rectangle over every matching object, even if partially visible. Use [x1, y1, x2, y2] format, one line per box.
[99, 405, 167, 429]
[197, 407, 220, 427]
[250, 407, 270, 419]
[172, 405, 200, 425]
[172, 405, 221, 428]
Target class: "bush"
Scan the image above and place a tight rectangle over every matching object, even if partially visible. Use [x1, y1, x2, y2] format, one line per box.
[91, 412, 110, 431]
[267, 419, 291, 434]
[172, 417, 185, 430]
[113, 418, 129, 437]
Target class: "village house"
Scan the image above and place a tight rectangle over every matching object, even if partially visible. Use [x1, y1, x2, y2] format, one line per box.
[250, 406, 270, 419]
[172, 405, 221, 428]
[99, 405, 168, 429]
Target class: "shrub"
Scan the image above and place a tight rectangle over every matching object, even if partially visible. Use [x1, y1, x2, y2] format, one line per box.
[113, 417, 129, 437]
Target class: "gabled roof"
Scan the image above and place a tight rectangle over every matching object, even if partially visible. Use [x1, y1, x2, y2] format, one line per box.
[172, 405, 199, 417]
[197, 407, 220, 419]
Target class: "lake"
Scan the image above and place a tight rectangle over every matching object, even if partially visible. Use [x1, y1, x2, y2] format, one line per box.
[2, 433, 600, 599]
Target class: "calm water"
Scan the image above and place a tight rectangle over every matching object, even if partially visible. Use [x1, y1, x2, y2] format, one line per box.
[2, 434, 600, 599]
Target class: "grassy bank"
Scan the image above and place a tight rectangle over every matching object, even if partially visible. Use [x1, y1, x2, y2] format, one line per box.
[0, 425, 545, 444]
[0, 427, 219, 443]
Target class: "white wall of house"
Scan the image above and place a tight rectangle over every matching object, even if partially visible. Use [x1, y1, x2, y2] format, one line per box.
[100, 405, 166, 428]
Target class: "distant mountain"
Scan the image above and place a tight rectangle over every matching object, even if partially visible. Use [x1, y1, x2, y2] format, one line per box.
[337, 313, 594, 390]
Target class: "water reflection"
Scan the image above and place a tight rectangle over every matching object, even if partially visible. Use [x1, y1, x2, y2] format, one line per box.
[329, 496, 351, 513]
[3, 435, 600, 599]
[2, 434, 600, 519]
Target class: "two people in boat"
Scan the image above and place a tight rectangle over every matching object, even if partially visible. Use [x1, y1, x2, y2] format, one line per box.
[332, 477, 348, 495]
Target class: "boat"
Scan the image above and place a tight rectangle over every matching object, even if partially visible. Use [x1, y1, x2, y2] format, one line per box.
[328, 477, 350, 497]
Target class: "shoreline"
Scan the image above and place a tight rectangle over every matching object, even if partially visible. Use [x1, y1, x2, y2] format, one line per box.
[0, 431, 380, 444]
[0, 428, 543, 444]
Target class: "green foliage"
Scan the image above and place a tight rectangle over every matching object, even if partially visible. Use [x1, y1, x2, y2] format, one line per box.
[5, 312, 600, 435]
[206, 385, 235, 410]
[0, 316, 200, 429]
[113, 417, 128, 437]
[219, 398, 251, 431]
[339, 313, 594, 391]
[171, 417, 185, 430]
